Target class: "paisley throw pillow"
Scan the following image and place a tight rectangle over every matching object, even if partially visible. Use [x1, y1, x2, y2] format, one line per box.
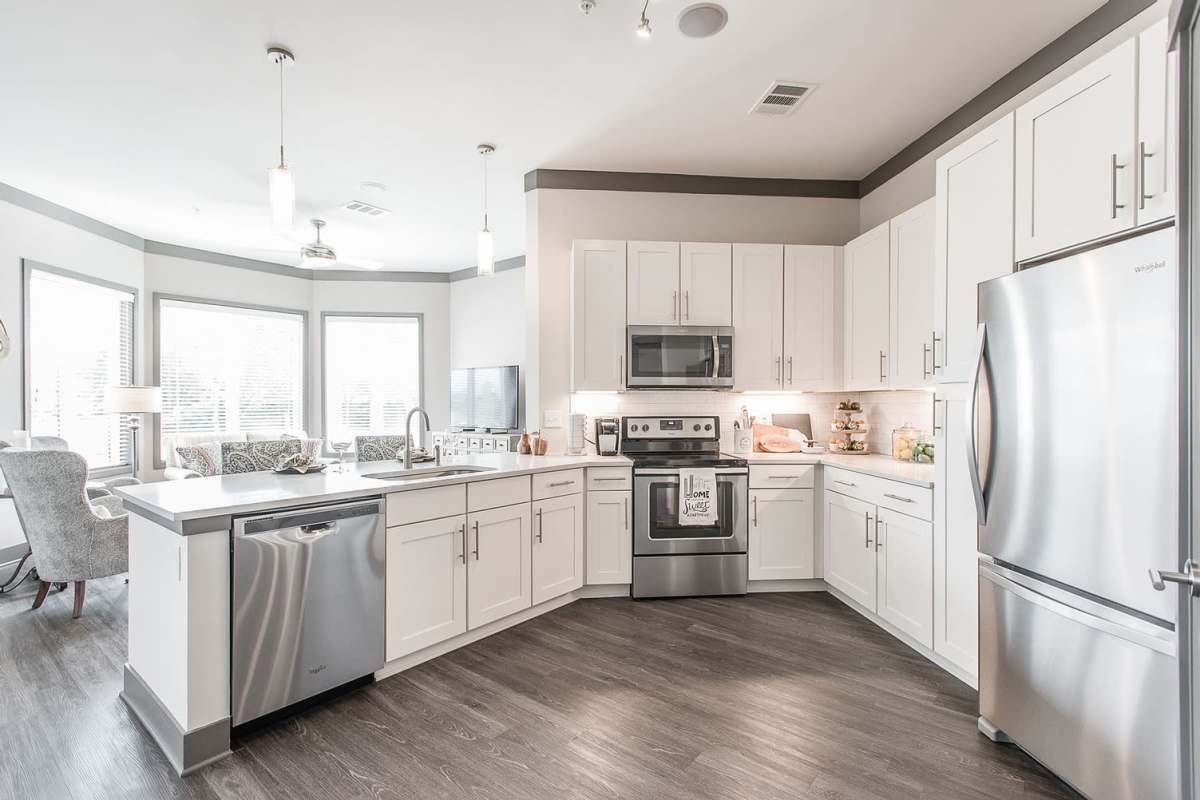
[175, 443, 222, 477]
[221, 439, 302, 474]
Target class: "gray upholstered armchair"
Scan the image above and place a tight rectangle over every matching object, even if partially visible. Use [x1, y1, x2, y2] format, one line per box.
[29, 435, 142, 498]
[0, 449, 129, 618]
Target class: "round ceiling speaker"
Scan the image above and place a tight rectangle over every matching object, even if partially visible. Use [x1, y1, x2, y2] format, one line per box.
[677, 3, 728, 38]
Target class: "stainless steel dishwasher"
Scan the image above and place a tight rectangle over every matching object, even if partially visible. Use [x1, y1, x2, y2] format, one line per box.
[232, 497, 385, 727]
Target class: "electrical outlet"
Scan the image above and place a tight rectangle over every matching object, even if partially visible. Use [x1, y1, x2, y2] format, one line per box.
[543, 410, 563, 429]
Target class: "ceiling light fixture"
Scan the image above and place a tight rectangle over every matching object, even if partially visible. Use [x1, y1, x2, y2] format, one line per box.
[300, 219, 337, 268]
[476, 144, 496, 277]
[636, 0, 652, 38]
[267, 46, 296, 229]
[677, 3, 727, 38]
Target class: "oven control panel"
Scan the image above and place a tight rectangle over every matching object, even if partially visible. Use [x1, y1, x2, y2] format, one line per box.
[621, 416, 719, 440]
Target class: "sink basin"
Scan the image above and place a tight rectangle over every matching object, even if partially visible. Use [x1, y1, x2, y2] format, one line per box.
[363, 465, 496, 482]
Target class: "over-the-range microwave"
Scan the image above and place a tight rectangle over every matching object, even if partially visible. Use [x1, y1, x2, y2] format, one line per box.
[626, 325, 733, 389]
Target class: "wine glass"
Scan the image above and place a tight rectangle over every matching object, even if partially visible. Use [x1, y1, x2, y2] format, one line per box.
[330, 440, 352, 473]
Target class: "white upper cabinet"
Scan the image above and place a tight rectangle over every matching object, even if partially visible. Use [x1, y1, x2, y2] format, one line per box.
[934, 114, 1015, 384]
[571, 240, 627, 391]
[843, 221, 891, 390]
[627, 241, 682, 325]
[1137, 18, 1177, 226]
[1015, 38, 1137, 261]
[888, 199, 936, 389]
[784, 245, 841, 391]
[733, 244, 785, 391]
[680, 242, 733, 326]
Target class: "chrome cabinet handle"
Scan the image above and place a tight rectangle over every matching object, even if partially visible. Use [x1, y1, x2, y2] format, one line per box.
[787, 356, 793, 384]
[766, 475, 796, 480]
[672, 290, 678, 321]
[875, 518, 884, 551]
[775, 356, 782, 384]
[922, 342, 931, 380]
[931, 330, 943, 373]
[547, 480, 574, 488]
[593, 477, 625, 482]
[1111, 153, 1126, 219]
[684, 290, 690, 320]
[623, 496, 629, 530]
[472, 521, 480, 560]
[1139, 141, 1154, 207]
[752, 495, 758, 527]
[865, 512, 873, 548]
[933, 398, 944, 434]
[879, 350, 887, 382]
[1150, 560, 1200, 595]
[883, 493, 914, 503]
[459, 522, 467, 564]
[834, 479, 856, 487]
[535, 508, 543, 542]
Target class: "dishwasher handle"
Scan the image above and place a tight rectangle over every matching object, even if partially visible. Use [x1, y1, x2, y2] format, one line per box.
[236, 498, 383, 537]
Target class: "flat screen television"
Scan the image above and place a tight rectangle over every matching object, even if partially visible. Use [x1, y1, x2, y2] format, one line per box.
[450, 365, 519, 431]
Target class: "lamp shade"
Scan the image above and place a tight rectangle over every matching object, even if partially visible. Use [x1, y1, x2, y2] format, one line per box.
[106, 385, 162, 414]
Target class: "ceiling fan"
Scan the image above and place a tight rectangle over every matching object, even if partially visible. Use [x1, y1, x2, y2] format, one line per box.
[248, 219, 384, 271]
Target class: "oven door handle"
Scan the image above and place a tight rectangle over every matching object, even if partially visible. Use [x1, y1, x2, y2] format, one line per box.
[634, 469, 748, 477]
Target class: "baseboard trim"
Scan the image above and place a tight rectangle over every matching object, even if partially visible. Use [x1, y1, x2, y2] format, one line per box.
[748, 578, 826, 594]
[120, 663, 231, 776]
[825, 586, 978, 690]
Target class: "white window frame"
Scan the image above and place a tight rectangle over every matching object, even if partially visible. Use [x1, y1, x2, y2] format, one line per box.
[21, 259, 139, 477]
[321, 311, 425, 453]
[152, 293, 309, 469]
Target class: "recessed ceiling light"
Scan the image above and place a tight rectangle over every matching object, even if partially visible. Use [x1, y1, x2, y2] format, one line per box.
[677, 3, 727, 38]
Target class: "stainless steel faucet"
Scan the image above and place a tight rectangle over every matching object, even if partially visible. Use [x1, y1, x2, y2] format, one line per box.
[404, 407, 431, 469]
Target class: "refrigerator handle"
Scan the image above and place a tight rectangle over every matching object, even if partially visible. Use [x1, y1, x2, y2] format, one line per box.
[965, 322, 989, 525]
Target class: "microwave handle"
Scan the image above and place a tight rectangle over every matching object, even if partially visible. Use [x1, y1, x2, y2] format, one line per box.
[712, 335, 720, 379]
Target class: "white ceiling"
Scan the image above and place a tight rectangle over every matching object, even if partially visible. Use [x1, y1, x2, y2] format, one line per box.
[0, 0, 1103, 272]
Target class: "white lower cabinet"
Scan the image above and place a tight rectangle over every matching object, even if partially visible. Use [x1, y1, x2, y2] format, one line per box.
[532, 493, 584, 605]
[875, 508, 934, 648]
[385, 514, 468, 661]
[824, 490, 877, 609]
[749, 488, 815, 580]
[586, 490, 631, 584]
[467, 503, 532, 629]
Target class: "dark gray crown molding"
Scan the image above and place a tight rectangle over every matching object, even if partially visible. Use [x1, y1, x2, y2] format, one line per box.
[0, 181, 145, 250]
[524, 169, 860, 198]
[447, 255, 526, 282]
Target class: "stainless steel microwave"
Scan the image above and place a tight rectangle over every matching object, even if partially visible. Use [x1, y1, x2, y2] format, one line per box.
[626, 325, 734, 389]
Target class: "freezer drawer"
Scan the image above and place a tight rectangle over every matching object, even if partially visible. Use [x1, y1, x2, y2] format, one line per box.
[978, 563, 1178, 800]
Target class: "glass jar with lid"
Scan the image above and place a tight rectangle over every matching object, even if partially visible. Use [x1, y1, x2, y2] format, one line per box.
[891, 423, 921, 461]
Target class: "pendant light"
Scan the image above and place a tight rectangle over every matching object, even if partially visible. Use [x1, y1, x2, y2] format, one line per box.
[476, 144, 496, 277]
[267, 46, 296, 228]
[636, 0, 652, 38]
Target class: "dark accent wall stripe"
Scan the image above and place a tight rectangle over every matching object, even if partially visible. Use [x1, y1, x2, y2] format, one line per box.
[859, 0, 1156, 196]
[524, 169, 860, 199]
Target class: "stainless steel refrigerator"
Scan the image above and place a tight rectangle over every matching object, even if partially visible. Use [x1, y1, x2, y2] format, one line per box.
[973, 225, 1180, 800]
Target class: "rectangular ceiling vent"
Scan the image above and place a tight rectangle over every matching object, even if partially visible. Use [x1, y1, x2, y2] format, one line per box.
[750, 81, 818, 117]
[340, 200, 391, 217]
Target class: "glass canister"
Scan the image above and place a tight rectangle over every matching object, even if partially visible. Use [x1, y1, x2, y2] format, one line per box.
[891, 423, 920, 461]
[910, 433, 934, 463]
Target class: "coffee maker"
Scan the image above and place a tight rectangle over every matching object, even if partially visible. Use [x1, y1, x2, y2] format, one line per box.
[594, 418, 620, 456]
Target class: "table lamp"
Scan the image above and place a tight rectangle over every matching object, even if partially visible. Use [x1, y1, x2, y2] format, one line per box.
[106, 386, 162, 478]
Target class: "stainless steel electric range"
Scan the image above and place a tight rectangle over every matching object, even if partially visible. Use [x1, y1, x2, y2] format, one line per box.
[621, 415, 748, 599]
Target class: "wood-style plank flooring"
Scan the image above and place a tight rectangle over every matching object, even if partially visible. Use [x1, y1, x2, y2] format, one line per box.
[0, 575, 1078, 799]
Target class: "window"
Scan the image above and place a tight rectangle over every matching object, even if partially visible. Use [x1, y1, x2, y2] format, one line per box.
[25, 265, 136, 471]
[323, 314, 422, 445]
[157, 297, 306, 458]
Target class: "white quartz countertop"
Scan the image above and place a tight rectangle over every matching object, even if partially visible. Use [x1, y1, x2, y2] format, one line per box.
[726, 451, 935, 488]
[116, 453, 632, 524]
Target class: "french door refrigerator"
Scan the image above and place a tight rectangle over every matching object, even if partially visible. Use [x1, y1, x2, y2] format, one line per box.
[972, 225, 1180, 800]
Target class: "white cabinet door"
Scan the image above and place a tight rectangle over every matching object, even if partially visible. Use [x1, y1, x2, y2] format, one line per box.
[823, 490, 877, 610]
[733, 243, 785, 391]
[876, 507, 934, 648]
[933, 384, 979, 679]
[467, 503, 532, 629]
[888, 199, 936, 389]
[1015, 38, 1137, 261]
[1137, 18, 1177, 226]
[571, 240, 627, 391]
[385, 515, 467, 660]
[532, 493, 584, 605]
[586, 490, 631, 585]
[680, 242, 732, 326]
[784, 245, 840, 391]
[934, 113, 1014, 384]
[627, 241, 680, 325]
[749, 488, 815, 580]
[843, 221, 891, 390]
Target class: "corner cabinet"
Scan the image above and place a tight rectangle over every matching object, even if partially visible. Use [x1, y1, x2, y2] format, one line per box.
[532, 493, 584, 605]
[571, 240, 627, 391]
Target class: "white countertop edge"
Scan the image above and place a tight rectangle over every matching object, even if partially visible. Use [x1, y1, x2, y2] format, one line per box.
[726, 452, 935, 488]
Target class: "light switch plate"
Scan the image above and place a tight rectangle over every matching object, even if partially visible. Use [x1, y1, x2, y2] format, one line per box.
[543, 410, 563, 429]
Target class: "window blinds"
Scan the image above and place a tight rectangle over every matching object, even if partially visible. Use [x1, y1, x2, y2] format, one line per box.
[323, 315, 421, 445]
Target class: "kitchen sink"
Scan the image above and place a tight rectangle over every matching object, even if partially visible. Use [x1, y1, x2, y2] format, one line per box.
[363, 465, 496, 482]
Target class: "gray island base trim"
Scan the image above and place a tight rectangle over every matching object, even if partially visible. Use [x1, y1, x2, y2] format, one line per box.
[121, 664, 231, 776]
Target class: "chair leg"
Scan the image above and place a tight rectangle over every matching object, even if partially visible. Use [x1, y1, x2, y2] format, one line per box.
[32, 581, 50, 610]
[72, 581, 86, 619]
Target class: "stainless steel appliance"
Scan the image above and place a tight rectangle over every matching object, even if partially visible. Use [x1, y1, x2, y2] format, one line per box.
[595, 417, 620, 456]
[623, 415, 748, 598]
[232, 498, 385, 727]
[626, 326, 734, 389]
[972, 225, 1179, 800]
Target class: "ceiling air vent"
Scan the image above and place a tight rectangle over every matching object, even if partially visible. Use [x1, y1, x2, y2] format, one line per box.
[750, 81, 817, 117]
[340, 200, 390, 217]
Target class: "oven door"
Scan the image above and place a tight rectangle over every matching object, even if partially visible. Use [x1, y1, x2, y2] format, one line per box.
[633, 470, 748, 555]
[627, 326, 733, 388]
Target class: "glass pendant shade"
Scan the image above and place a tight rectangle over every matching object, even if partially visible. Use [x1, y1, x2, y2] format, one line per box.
[268, 164, 295, 228]
[477, 227, 495, 277]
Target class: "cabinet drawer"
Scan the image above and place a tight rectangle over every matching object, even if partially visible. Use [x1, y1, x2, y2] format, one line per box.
[749, 464, 815, 489]
[824, 466, 933, 521]
[468, 475, 532, 512]
[532, 469, 584, 500]
[387, 484, 466, 527]
[586, 466, 632, 491]
[823, 466, 874, 502]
